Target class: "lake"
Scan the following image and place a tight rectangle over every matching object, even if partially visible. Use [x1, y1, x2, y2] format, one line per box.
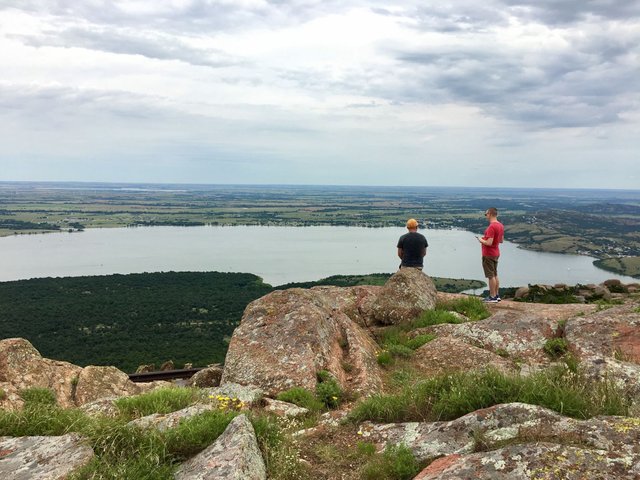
[0, 226, 637, 288]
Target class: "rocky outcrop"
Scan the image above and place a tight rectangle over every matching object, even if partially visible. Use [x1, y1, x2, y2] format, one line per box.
[221, 270, 442, 397]
[418, 301, 597, 365]
[221, 288, 382, 397]
[362, 402, 640, 464]
[0, 338, 82, 409]
[368, 268, 437, 325]
[0, 434, 94, 480]
[73, 365, 142, 406]
[174, 414, 266, 480]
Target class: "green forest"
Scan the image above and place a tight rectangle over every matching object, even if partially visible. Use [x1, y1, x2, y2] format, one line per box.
[0, 271, 482, 373]
[0, 272, 272, 372]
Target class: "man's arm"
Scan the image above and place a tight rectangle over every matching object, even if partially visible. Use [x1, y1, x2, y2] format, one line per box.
[397, 247, 404, 259]
[421, 247, 427, 257]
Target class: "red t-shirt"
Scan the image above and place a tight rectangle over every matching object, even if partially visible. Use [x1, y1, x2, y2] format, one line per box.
[482, 221, 504, 257]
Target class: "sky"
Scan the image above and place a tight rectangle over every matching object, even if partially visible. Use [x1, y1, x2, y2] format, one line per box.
[0, 1, 638, 189]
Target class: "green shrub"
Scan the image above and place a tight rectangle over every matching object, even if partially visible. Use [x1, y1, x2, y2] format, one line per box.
[276, 387, 323, 412]
[19, 387, 57, 406]
[0, 403, 88, 437]
[405, 334, 435, 350]
[316, 374, 343, 409]
[377, 350, 393, 367]
[115, 387, 199, 419]
[413, 309, 462, 327]
[543, 338, 569, 359]
[360, 444, 420, 480]
[165, 410, 238, 460]
[357, 441, 377, 456]
[0, 388, 5, 401]
[436, 296, 491, 321]
[385, 344, 414, 358]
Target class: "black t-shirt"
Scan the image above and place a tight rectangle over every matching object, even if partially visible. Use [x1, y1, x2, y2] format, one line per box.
[397, 231, 428, 267]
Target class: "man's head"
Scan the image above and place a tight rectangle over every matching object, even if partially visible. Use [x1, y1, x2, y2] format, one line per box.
[406, 218, 419, 231]
[484, 208, 498, 221]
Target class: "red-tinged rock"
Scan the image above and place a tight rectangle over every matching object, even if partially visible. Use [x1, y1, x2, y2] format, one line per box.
[414, 443, 640, 479]
[414, 454, 462, 479]
[221, 288, 382, 397]
[74, 365, 142, 406]
[0, 338, 81, 409]
[565, 304, 640, 364]
[412, 336, 515, 377]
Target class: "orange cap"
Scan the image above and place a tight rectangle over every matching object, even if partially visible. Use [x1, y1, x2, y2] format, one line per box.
[406, 218, 418, 228]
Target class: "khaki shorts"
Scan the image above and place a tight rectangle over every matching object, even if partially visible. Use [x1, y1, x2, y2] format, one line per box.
[482, 256, 499, 278]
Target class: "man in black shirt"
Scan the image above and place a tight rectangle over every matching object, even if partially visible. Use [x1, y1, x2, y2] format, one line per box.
[397, 218, 428, 269]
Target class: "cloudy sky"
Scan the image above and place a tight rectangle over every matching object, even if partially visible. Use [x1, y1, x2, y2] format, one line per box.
[0, 1, 638, 188]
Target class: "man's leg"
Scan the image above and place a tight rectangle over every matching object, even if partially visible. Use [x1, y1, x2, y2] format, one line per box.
[488, 277, 498, 297]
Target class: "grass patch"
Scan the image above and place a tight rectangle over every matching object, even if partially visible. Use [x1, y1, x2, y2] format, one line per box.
[0, 400, 301, 480]
[360, 444, 421, 480]
[413, 309, 463, 327]
[413, 297, 490, 327]
[316, 371, 344, 409]
[19, 387, 57, 406]
[436, 296, 491, 321]
[252, 414, 310, 480]
[114, 387, 201, 420]
[276, 387, 324, 413]
[544, 338, 569, 359]
[377, 350, 393, 366]
[349, 366, 631, 424]
[376, 327, 436, 367]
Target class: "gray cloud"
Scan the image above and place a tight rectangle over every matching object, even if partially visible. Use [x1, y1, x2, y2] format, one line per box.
[503, 0, 640, 24]
[12, 26, 238, 68]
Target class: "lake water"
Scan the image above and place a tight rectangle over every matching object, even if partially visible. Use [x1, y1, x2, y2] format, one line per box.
[0, 226, 637, 289]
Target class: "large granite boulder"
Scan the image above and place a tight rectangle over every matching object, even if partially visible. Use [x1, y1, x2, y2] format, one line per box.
[74, 365, 142, 406]
[565, 304, 640, 363]
[368, 268, 437, 325]
[174, 414, 266, 480]
[307, 285, 380, 328]
[221, 288, 382, 397]
[0, 434, 94, 480]
[0, 338, 81, 409]
[564, 304, 640, 395]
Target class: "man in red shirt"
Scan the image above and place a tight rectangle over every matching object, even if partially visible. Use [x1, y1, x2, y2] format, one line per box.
[476, 207, 504, 302]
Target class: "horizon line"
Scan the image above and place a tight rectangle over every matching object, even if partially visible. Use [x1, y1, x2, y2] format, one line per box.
[1, 179, 639, 193]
